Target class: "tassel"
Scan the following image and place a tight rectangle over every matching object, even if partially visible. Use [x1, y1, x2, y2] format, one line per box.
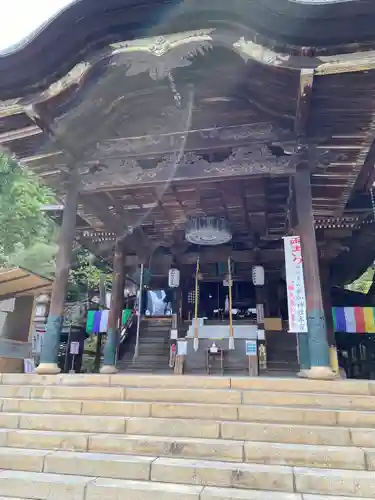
[193, 337, 199, 351]
[229, 336, 235, 350]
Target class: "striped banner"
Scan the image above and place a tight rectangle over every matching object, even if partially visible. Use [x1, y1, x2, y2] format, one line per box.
[86, 309, 132, 334]
[332, 307, 375, 333]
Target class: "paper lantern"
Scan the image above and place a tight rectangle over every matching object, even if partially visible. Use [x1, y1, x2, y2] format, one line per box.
[252, 265, 265, 286]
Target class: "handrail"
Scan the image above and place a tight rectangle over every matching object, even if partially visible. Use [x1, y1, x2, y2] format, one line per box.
[228, 257, 234, 350]
[133, 263, 144, 360]
[193, 257, 200, 351]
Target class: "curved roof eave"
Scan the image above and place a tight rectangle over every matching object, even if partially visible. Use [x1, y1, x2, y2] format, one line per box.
[0, 0, 374, 100]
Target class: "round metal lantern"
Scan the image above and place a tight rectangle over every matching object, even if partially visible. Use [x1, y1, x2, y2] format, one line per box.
[185, 217, 232, 246]
[252, 265, 265, 286]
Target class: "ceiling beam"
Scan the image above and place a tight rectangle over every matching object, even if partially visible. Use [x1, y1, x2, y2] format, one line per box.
[80, 195, 152, 262]
[334, 118, 375, 215]
[22, 103, 154, 254]
[316, 51, 375, 76]
[294, 68, 314, 139]
[125, 248, 284, 267]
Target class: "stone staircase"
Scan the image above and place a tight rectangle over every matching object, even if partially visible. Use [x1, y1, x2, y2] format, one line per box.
[0, 374, 374, 499]
[117, 318, 171, 373]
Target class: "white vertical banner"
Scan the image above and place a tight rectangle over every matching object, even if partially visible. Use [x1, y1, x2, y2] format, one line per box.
[283, 236, 308, 333]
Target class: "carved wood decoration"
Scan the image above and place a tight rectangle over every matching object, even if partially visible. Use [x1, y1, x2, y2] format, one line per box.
[111, 32, 214, 81]
[81, 144, 296, 192]
[89, 123, 291, 160]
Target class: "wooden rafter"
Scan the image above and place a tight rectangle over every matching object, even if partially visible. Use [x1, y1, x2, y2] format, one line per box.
[294, 68, 315, 139]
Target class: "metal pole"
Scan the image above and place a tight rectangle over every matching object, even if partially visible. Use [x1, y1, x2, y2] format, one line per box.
[94, 274, 107, 372]
[228, 257, 234, 350]
[134, 263, 144, 360]
[63, 323, 72, 374]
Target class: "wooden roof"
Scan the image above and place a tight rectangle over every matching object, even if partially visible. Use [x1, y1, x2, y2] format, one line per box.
[1, 18, 375, 284]
[1, 0, 375, 99]
[0, 268, 52, 301]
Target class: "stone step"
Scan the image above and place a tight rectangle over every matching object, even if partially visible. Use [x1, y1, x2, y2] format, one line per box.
[0, 491, 370, 500]
[125, 387, 242, 404]
[151, 457, 294, 492]
[1, 374, 373, 396]
[1, 410, 371, 445]
[88, 434, 370, 469]
[125, 417, 350, 444]
[220, 420, 352, 446]
[241, 390, 375, 410]
[0, 470, 91, 500]
[6, 398, 375, 428]
[294, 467, 375, 497]
[244, 441, 366, 470]
[88, 433, 244, 462]
[9, 413, 127, 434]
[6, 428, 375, 468]
[203, 490, 372, 500]
[151, 457, 375, 496]
[230, 378, 374, 396]
[6, 396, 375, 428]
[3, 451, 375, 498]
[0, 470, 202, 500]
[86, 478, 202, 500]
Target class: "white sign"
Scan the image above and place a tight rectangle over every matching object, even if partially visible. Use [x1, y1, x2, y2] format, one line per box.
[283, 236, 308, 333]
[168, 268, 180, 288]
[257, 329, 265, 341]
[24, 358, 36, 373]
[32, 330, 43, 355]
[0, 298, 15, 313]
[245, 340, 257, 356]
[170, 329, 178, 340]
[252, 266, 265, 286]
[177, 340, 187, 356]
[256, 304, 264, 324]
[70, 341, 80, 355]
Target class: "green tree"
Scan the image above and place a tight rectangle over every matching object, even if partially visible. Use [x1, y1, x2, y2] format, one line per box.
[68, 247, 112, 302]
[0, 153, 54, 265]
[0, 153, 111, 297]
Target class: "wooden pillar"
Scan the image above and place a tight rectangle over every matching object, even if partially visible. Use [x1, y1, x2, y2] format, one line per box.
[36, 175, 79, 375]
[320, 261, 339, 375]
[294, 166, 333, 379]
[100, 238, 126, 374]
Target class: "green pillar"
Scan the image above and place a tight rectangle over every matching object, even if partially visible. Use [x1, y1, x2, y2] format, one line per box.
[294, 166, 334, 379]
[100, 238, 126, 374]
[297, 331, 310, 371]
[36, 175, 79, 375]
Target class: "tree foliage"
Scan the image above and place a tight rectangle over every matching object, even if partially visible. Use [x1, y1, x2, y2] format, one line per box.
[0, 153, 55, 266]
[0, 153, 111, 298]
[68, 247, 112, 301]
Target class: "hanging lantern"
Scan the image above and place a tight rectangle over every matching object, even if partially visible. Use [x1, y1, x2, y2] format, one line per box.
[252, 266, 265, 286]
[168, 268, 180, 288]
[185, 217, 232, 246]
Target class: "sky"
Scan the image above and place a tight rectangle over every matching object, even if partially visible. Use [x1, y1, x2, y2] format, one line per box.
[0, 0, 73, 52]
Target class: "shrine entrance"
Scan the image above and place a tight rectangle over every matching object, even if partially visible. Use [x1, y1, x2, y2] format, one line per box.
[2, 16, 375, 379]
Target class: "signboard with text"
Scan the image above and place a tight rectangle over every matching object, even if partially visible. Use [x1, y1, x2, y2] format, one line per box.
[245, 340, 257, 356]
[283, 236, 308, 333]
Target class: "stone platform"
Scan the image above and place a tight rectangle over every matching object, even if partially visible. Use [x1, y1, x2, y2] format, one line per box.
[0, 373, 373, 499]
